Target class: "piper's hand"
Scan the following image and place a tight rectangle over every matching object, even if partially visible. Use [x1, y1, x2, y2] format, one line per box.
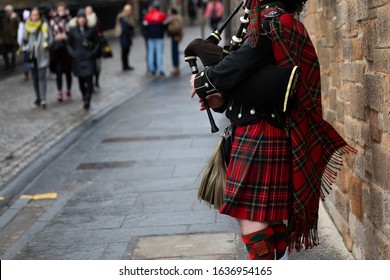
[199, 93, 225, 111]
[190, 74, 196, 98]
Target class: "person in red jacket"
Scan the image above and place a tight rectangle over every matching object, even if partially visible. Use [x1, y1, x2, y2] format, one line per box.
[143, 1, 166, 76]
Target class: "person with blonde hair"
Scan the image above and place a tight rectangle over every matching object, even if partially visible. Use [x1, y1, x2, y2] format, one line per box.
[24, 7, 52, 108]
[115, 4, 136, 71]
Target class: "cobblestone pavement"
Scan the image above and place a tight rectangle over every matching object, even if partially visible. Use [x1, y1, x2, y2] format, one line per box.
[0, 34, 151, 193]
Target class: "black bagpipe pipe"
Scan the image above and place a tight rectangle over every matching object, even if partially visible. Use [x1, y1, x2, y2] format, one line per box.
[184, 0, 300, 133]
[185, 1, 245, 133]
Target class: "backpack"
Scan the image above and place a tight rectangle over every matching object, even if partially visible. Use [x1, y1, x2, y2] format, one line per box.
[167, 17, 182, 36]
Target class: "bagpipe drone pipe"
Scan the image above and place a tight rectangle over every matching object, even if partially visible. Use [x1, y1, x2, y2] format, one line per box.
[184, 0, 301, 133]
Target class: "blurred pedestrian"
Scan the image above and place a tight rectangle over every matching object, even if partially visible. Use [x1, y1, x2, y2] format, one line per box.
[188, 0, 197, 25]
[203, 0, 224, 31]
[166, 7, 183, 76]
[1, 5, 20, 71]
[66, 9, 101, 110]
[143, 0, 166, 76]
[85, 5, 104, 88]
[48, 2, 73, 102]
[17, 9, 30, 81]
[115, 4, 136, 71]
[141, 4, 152, 73]
[24, 7, 52, 108]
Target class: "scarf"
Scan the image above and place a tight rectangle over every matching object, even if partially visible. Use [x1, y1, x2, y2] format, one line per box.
[25, 19, 49, 49]
[248, 1, 357, 250]
[49, 11, 71, 37]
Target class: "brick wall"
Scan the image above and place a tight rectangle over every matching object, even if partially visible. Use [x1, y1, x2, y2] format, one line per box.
[303, 0, 390, 259]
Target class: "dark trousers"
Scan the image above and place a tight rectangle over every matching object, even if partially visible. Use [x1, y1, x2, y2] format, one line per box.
[31, 66, 47, 101]
[121, 45, 131, 70]
[2, 44, 17, 70]
[54, 63, 72, 92]
[78, 76, 93, 105]
[171, 38, 179, 68]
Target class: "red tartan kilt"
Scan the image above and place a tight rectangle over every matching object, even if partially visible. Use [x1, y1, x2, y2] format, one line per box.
[219, 119, 292, 222]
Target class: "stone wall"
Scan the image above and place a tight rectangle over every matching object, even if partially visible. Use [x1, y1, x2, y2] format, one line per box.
[302, 0, 390, 259]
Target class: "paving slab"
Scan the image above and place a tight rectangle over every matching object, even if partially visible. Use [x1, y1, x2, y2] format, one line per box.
[132, 233, 238, 260]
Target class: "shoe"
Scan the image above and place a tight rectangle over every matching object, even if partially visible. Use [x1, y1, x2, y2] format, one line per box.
[159, 71, 165, 77]
[147, 71, 156, 77]
[57, 92, 63, 102]
[171, 68, 180, 76]
[83, 102, 90, 110]
[123, 66, 134, 71]
[41, 100, 47, 109]
[34, 99, 41, 107]
[66, 91, 72, 100]
[24, 73, 29, 81]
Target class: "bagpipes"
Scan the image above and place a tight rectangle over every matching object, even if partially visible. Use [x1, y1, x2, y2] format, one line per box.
[185, 0, 300, 209]
[184, 0, 300, 133]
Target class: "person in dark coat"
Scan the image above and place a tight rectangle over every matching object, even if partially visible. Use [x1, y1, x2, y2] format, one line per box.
[1, 5, 20, 71]
[115, 4, 135, 71]
[66, 9, 100, 110]
[49, 2, 73, 102]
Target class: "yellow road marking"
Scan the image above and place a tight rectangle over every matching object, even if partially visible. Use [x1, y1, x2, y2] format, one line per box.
[20, 193, 58, 200]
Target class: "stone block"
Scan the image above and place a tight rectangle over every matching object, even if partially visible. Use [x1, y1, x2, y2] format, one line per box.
[385, 77, 390, 103]
[356, 0, 369, 21]
[383, 102, 390, 133]
[384, 192, 390, 228]
[364, 73, 385, 111]
[330, 63, 342, 87]
[349, 212, 365, 259]
[362, 20, 376, 62]
[377, 4, 390, 48]
[373, 49, 390, 75]
[348, 174, 363, 220]
[368, 184, 384, 228]
[334, 188, 350, 221]
[343, 38, 364, 61]
[332, 30, 344, 63]
[372, 144, 390, 189]
[377, 230, 390, 259]
[364, 219, 378, 259]
[318, 46, 331, 72]
[350, 85, 368, 120]
[369, 110, 383, 143]
[344, 116, 368, 146]
[341, 63, 366, 82]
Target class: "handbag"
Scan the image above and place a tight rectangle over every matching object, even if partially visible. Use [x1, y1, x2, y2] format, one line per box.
[101, 37, 113, 58]
[198, 125, 234, 209]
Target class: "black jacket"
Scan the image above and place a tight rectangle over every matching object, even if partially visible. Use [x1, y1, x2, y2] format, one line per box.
[66, 25, 100, 77]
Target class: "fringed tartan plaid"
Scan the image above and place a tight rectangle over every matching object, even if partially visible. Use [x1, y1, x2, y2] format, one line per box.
[223, 2, 357, 252]
[269, 14, 357, 251]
